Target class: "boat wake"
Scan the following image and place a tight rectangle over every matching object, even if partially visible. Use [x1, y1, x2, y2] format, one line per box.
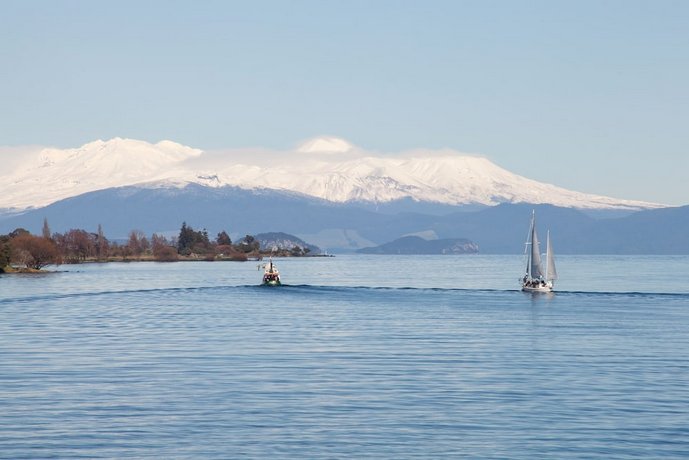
[0, 285, 226, 305]
[251, 284, 689, 299]
[3, 284, 687, 305]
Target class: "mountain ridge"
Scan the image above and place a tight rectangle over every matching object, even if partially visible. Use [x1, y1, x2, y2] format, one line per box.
[358, 236, 479, 255]
[0, 137, 663, 211]
[1, 184, 687, 254]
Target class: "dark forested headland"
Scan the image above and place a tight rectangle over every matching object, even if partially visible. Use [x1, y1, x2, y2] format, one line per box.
[0, 219, 318, 272]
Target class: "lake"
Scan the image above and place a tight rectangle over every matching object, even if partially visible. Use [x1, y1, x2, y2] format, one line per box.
[1, 255, 688, 458]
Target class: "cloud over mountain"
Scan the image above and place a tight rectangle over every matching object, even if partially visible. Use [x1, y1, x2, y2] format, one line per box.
[0, 136, 663, 212]
[295, 136, 354, 154]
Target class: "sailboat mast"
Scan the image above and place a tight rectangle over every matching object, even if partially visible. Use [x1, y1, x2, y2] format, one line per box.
[524, 210, 536, 254]
[524, 210, 535, 276]
[545, 230, 550, 281]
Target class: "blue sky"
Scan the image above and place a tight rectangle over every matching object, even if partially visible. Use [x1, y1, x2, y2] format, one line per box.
[2, 0, 688, 205]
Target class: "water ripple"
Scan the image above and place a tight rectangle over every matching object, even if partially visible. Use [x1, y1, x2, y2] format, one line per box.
[1, 259, 688, 458]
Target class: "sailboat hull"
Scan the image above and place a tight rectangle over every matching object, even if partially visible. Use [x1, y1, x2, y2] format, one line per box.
[522, 283, 553, 293]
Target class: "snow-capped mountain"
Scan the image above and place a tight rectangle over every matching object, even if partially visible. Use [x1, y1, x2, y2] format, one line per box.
[1, 138, 201, 210]
[0, 137, 661, 211]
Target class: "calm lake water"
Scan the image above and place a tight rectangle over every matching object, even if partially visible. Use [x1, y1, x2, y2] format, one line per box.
[1, 255, 688, 459]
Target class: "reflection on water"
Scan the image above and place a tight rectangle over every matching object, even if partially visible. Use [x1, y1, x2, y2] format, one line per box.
[1, 256, 688, 458]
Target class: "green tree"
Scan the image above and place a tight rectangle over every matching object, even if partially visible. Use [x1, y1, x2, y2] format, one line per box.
[216, 231, 232, 246]
[177, 222, 211, 255]
[42, 218, 51, 239]
[0, 235, 11, 268]
[177, 222, 194, 255]
[9, 228, 30, 239]
[238, 235, 260, 253]
[96, 224, 109, 261]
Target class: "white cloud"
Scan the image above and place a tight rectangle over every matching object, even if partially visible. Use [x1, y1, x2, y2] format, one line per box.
[0, 145, 45, 174]
[295, 136, 355, 154]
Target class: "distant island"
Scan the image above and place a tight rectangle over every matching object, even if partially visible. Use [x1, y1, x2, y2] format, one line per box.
[358, 236, 479, 255]
[254, 232, 321, 255]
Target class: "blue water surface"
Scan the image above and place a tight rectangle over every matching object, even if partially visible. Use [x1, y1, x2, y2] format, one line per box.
[1, 255, 688, 458]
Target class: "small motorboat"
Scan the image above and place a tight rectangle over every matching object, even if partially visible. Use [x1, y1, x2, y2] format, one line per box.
[261, 257, 281, 286]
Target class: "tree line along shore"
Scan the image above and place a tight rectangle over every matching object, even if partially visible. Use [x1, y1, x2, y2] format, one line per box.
[1, 219, 312, 272]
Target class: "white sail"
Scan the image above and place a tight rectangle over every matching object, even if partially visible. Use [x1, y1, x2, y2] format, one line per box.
[525, 211, 544, 279]
[522, 211, 556, 292]
[530, 225, 544, 279]
[546, 231, 557, 281]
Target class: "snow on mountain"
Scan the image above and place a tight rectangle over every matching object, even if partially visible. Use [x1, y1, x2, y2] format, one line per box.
[1, 138, 201, 210]
[0, 136, 662, 211]
[193, 148, 660, 210]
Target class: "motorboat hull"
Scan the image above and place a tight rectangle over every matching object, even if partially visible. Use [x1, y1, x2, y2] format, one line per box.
[261, 257, 281, 286]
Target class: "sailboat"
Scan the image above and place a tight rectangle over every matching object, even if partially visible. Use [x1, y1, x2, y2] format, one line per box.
[521, 210, 557, 292]
[261, 257, 281, 286]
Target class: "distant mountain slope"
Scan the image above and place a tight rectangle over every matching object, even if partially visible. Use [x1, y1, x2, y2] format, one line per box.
[0, 185, 687, 254]
[358, 236, 479, 255]
[0, 137, 662, 211]
[429, 203, 689, 254]
[0, 184, 388, 242]
[429, 203, 597, 254]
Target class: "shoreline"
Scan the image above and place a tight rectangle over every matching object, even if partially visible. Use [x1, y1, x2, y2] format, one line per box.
[0, 253, 335, 274]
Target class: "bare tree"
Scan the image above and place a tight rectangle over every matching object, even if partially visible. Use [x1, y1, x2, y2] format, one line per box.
[151, 233, 178, 261]
[127, 230, 148, 258]
[54, 229, 95, 263]
[11, 234, 61, 269]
